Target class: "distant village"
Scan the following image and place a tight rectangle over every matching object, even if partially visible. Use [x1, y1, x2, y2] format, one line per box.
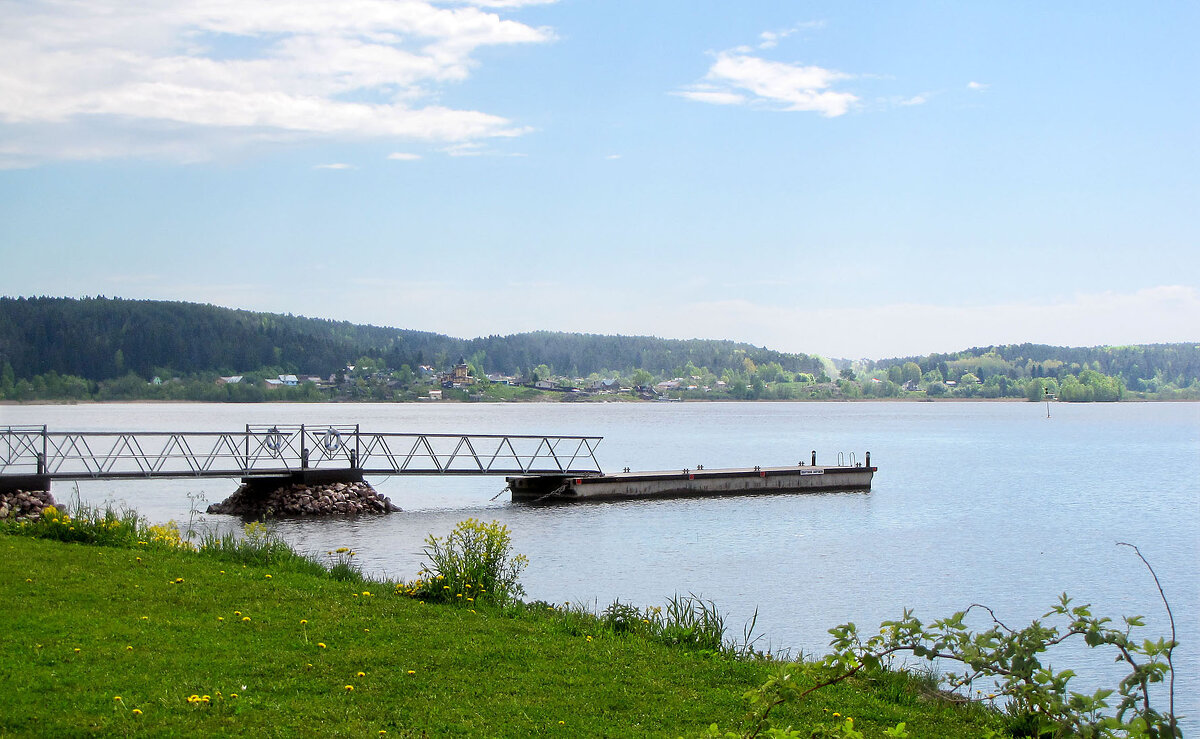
[212, 357, 670, 402]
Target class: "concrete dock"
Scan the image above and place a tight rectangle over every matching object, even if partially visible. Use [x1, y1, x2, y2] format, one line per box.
[507, 462, 876, 503]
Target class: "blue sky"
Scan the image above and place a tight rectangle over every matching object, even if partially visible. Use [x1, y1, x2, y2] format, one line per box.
[1, 0, 1196, 359]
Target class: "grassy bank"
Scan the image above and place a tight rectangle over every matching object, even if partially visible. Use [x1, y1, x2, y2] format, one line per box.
[0, 531, 1003, 737]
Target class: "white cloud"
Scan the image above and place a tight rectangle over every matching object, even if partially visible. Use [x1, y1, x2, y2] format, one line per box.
[605, 154, 622, 160]
[967, 81, 989, 91]
[0, 0, 556, 166]
[314, 162, 354, 169]
[692, 51, 857, 116]
[387, 152, 422, 160]
[898, 93, 929, 106]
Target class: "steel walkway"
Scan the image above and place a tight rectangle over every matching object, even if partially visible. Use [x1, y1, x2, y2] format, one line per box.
[0, 425, 603, 486]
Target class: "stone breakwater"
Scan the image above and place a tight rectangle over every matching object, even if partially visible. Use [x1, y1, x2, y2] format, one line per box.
[207, 480, 400, 517]
[0, 489, 57, 521]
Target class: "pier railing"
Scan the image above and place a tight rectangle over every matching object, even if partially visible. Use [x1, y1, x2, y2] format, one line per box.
[0, 425, 603, 481]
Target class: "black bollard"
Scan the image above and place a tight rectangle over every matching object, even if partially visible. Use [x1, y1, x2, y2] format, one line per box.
[865, 451, 871, 468]
[811, 450, 816, 466]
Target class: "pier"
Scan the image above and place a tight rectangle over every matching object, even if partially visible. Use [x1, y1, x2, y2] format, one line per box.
[0, 425, 604, 493]
[508, 452, 875, 503]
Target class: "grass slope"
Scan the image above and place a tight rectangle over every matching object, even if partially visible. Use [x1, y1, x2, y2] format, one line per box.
[1, 535, 999, 737]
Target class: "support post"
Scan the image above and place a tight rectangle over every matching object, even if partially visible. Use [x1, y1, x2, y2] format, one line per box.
[244, 424, 250, 473]
[354, 424, 360, 470]
[42, 425, 48, 474]
[811, 450, 816, 466]
[300, 424, 308, 470]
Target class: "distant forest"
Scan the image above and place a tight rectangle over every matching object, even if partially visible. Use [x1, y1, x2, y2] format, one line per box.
[0, 295, 823, 381]
[0, 296, 1196, 402]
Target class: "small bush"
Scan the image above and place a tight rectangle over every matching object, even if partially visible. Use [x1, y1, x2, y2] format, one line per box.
[409, 518, 528, 605]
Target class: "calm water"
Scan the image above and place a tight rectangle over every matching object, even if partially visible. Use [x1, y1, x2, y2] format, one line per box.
[5, 401, 1198, 727]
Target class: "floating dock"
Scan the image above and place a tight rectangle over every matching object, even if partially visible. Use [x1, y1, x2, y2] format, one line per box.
[507, 459, 876, 503]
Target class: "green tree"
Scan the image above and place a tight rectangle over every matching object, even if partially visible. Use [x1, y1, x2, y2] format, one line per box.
[902, 362, 922, 385]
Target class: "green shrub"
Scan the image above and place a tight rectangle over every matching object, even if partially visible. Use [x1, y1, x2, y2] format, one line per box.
[410, 518, 528, 605]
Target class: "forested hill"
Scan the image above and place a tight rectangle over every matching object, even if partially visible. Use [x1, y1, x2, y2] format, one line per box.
[868, 342, 1200, 393]
[0, 296, 824, 381]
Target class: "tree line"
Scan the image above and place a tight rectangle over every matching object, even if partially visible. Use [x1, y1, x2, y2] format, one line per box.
[1, 296, 1196, 402]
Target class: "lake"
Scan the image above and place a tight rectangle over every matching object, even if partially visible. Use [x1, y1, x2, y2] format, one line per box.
[4, 400, 1197, 728]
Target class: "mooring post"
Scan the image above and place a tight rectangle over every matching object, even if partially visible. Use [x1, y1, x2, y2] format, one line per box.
[811, 450, 816, 466]
[865, 451, 871, 468]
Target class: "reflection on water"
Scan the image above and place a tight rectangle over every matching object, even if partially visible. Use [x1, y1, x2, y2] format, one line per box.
[4, 400, 1197, 729]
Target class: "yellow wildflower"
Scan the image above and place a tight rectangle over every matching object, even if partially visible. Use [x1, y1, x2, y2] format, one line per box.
[131, 709, 142, 716]
[300, 619, 308, 625]
[357, 671, 366, 677]
[406, 670, 416, 675]
[113, 696, 122, 702]
[318, 643, 327, 648]
[344, 685, 354, 692]
[242, 616, 251, 622]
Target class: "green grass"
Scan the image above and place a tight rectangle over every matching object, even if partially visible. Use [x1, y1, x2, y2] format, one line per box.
[0, 534, 1003, 737]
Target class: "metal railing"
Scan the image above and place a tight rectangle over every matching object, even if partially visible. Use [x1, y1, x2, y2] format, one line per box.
[0, 425, 603, 480]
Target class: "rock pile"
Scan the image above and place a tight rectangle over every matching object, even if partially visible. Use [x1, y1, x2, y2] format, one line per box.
[0, 488, 57, 521]
[206, 480, 400, 517]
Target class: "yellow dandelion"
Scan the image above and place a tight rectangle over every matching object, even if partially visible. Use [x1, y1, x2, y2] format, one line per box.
[25, 578, 31, 583]
[363, 628, 370, 633]
[833, 713, 841, 718]
[357, 671, 366, 677]
[234, 611, 241, 616]
[586, 636, 592, 642]
[141, 616, 149, 620]
[406, 670, 416, 675]
[218, 617, 224, 621]
[126, 645, 133, 651]
[265, 574, 272, 579]
[174, 578, 184, 584]
[469, 609, 476, 614]
[230, 693, 238, 698]
[135, 557, 141, 562]
[318, 643, 327, 648]
[344, 685, 354, 692]
[131, 709, 142, 716]
[74, 647, 81, 653]
[467, 597, 474, 603]
[113, 696, 122, 702]
[442, 585, 450, 590]
[300, 619, 308, 625]
[242, 616, 251, 622]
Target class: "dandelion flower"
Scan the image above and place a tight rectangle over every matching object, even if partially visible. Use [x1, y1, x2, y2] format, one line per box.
[74, 648, 81, 653]
[357, 671, 365, 677]
[300, 619, 308, 625]
[344, 685, 354, 692]
[218, 617, 224, 621]
[126, 645, 133, 650]
[586, 636, 592, 642]
[318, 643, 327, 649]
[230, 693, 238, 698]
[363, 628, 370, 633]
[234, 611, 241, 616]
[141, 616, 149, 621]
[265, 574, 272, 579]
[174, 578, 184, 584]
[113, 696, 122, 702]
[406, 670, 416, 675]
[131, 709, 142, 716]
[242, 616, 251, 622]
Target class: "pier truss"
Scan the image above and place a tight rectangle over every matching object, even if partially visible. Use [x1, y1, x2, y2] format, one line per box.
[0, 425, 603, 484]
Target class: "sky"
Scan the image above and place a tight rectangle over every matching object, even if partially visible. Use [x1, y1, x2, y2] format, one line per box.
[1, 0, 1197, 360]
